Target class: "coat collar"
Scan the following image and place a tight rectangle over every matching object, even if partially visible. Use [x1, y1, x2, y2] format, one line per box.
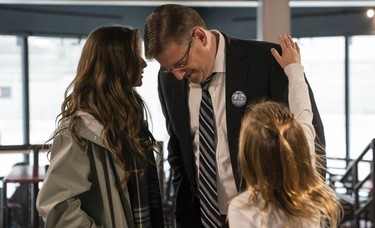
[70, 111, 108, 149]
[75, 111, 103, 138]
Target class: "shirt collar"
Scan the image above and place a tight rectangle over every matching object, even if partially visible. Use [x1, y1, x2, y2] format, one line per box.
[211, 30, 226, 74]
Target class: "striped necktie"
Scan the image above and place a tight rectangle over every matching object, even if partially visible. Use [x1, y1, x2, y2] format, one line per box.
[198, 73, 222, 227]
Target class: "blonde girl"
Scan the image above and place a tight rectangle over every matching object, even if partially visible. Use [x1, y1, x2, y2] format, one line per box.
[228, 34, 341, 228]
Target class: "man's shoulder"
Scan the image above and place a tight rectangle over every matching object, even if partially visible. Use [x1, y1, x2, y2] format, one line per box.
[224, 35, 279, 50]
[224, 36, 280, 60]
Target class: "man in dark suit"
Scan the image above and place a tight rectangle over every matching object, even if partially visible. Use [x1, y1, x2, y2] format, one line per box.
[144, 4, 325, 228]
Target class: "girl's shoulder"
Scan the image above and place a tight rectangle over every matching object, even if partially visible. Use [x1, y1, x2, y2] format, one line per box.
[229, 190, 251, 208]
[228, 190, 269, 227]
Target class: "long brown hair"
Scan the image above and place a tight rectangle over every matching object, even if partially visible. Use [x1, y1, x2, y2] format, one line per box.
[55, 25, 154, 185]
[238, 101, 341, 227]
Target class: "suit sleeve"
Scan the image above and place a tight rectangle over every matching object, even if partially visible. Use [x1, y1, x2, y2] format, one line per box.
[157, 72, 184, 189]
[158, 72, 202, 226]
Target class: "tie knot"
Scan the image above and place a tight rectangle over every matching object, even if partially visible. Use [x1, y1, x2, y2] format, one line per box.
[201, 73, 215, 90]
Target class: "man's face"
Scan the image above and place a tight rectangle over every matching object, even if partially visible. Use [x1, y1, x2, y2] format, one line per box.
[155, 31, 212, 84]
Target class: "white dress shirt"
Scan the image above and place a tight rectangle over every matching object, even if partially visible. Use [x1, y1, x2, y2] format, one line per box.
[188, 31, 237, 214]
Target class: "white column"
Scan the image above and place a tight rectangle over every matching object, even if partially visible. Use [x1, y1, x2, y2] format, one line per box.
[257, 0, 291, 43]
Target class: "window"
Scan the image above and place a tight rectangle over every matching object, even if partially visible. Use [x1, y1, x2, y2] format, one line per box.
[298, 37, 346, 159]
[0, 35, 24, 196]
[349, 35, 375, 162]
[29, 37, 84, 145]
[0, 36, 23, 145]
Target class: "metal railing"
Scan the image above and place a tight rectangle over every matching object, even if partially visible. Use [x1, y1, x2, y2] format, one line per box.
[0, 144, 51, 168]
[328, 139, 374, 227]
[0, 144, 50, 228]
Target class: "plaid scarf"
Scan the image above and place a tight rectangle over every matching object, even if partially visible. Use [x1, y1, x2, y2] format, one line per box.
[125, 127, 164, 228]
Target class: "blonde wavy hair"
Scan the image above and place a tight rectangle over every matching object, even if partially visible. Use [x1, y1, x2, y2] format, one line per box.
[238, 100, 342, 227]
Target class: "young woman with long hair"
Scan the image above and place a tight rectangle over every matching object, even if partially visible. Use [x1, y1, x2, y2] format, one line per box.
[36, 25, 164, 228]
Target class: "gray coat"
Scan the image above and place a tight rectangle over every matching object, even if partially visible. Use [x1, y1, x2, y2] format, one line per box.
[37, 116, 134, 228]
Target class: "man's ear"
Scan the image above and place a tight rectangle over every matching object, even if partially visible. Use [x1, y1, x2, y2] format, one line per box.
[194, 27, 208, 46]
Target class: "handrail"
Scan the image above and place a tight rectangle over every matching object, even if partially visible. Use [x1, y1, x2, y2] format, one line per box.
[338, 141, 372, 183]
[353, 157, 374, 227]
[0, 144, 50, 152]
[330, 139, 374, 227]
[0, 144, 51, 167]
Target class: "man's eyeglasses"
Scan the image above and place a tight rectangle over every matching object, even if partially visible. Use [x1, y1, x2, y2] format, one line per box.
[161, 36, 193, 73]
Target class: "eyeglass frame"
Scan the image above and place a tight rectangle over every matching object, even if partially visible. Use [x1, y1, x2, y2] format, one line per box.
[161, 34, 193, 73]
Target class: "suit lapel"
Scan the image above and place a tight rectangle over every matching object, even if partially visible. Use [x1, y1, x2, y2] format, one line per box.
[224, 35, 249, 190]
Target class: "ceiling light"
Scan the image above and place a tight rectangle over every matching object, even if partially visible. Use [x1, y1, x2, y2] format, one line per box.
[367, 9, 375, 18]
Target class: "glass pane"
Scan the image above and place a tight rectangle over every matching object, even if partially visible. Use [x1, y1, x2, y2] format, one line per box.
[349, 35, 375, 161]
[136, 57, 169, 172]
[136, 59, 168, 142]
[0, 35, 25, 197]
[28, 36, 85, 166]
[0, 35, 23, 145]
[298, 37, 346, 159]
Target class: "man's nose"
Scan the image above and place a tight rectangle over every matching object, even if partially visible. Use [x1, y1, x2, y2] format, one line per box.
[171, 69, 186, 80]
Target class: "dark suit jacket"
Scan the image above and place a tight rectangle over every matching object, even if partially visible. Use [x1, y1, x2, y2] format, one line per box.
[158, 34, 325, 227]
